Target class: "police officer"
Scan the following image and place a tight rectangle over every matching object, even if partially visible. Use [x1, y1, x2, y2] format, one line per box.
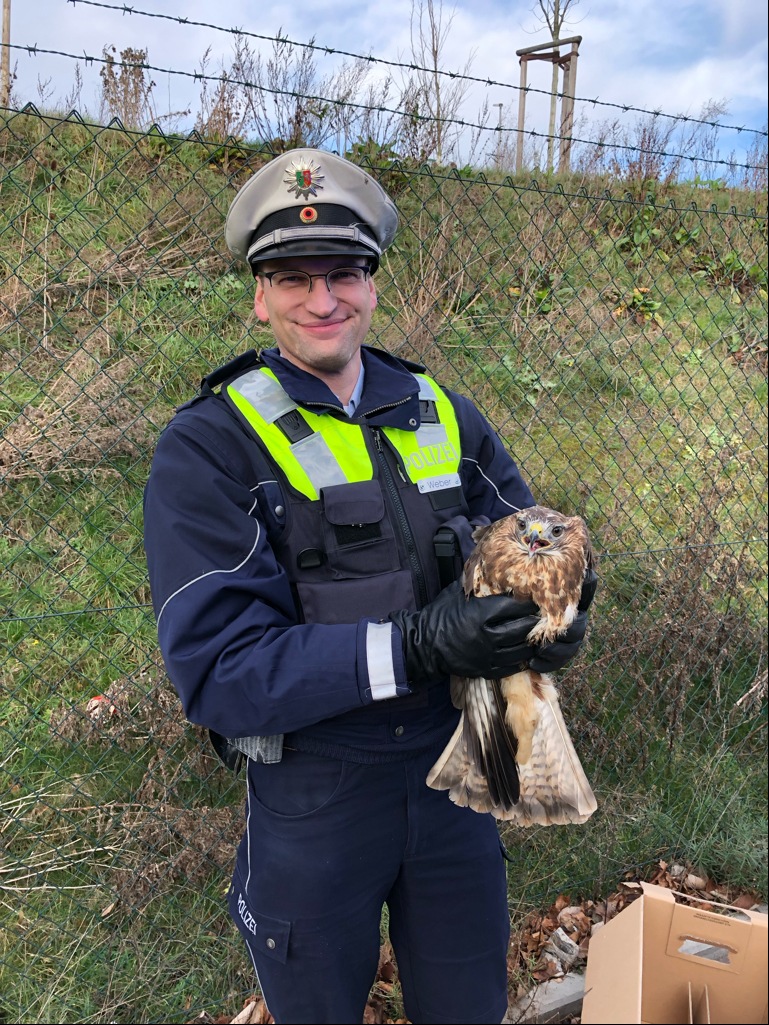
[143, 148, 596, 1025]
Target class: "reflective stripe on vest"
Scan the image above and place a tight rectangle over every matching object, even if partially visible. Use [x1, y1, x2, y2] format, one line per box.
[227, 367, 461, 500]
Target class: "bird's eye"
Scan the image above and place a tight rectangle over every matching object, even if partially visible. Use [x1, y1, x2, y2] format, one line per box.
[516, 518, 527, 531]
[551, 525, 565, 537]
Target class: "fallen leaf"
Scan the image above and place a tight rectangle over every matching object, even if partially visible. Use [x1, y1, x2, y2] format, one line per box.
[229, 998, 273, 1025]
[230, 1001, 257, 1025]
[379, 959, 397, 983]
[531, 956, 564, 983]
[363, 992, 386, 1024]
[732, 893, 760, 910]
[558, 906, 591, 937]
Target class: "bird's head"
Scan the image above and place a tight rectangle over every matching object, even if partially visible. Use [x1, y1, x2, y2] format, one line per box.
[514, 506, 572, 558]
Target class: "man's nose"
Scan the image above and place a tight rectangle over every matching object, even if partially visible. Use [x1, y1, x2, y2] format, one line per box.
[305, 276, 339, 312]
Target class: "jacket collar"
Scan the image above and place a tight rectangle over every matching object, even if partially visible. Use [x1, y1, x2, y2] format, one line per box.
[259, 346, 427, 429]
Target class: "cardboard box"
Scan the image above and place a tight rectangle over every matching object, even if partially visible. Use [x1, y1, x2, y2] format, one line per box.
[581, 882, 768, 1024]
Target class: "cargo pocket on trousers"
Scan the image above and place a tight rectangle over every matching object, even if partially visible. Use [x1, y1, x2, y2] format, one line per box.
[229, 885, 291, 965]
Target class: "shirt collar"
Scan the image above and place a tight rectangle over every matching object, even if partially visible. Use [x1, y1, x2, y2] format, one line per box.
[258, 345, 427, 430]
[344, 362, 365, 417]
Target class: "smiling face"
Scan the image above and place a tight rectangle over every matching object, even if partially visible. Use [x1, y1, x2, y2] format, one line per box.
[253, 255, 377, 390]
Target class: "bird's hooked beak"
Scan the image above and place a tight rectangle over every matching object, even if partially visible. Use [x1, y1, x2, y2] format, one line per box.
[524, 522, 550, 555]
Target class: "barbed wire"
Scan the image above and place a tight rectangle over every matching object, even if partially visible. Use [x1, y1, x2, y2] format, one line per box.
[5, 101, 767, 218]
[63, 0, 768, 139]
[5, 44, 764, 173]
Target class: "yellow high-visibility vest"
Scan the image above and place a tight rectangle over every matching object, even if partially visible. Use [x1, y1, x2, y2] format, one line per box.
[227, 367, 462, 500]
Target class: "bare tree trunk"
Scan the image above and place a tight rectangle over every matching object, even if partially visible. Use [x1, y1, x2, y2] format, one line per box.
[405, 0, 477, 164]
[535, 0, 580, 172]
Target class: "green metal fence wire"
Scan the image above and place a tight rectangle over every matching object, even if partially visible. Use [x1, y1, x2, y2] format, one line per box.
[1, 107, 766, 1024]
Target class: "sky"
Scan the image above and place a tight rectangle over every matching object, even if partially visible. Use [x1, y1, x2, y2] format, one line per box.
[4, 0, 768, 172]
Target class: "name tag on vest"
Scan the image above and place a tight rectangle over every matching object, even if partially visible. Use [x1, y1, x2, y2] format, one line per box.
[417, 473, 461, 493]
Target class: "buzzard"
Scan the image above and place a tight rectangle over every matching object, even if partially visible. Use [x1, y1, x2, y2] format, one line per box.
[426, 506, 598, 826]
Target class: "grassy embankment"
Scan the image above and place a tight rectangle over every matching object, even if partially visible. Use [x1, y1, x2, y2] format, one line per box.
[0, 113, 766, 1022]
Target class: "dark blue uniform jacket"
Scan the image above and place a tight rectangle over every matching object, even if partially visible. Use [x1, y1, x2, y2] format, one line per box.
[143, 344, 534, 758]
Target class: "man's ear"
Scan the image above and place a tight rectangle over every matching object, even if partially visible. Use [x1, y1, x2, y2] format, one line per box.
[253, 277, 270, 323]
[368, 275, 377, 313]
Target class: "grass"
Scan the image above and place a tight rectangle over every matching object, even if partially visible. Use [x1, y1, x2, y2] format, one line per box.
[501, 737, 768, 914]
[2, 712, 248, 1024]
[0, 110, 766, 1022]
[2, 881, 247, 1024]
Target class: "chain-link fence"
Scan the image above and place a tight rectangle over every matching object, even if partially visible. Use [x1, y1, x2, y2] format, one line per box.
[1, 106, 767, 1024]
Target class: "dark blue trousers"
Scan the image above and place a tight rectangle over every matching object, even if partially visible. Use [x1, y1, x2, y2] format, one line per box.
[228, 743, 510, 1024]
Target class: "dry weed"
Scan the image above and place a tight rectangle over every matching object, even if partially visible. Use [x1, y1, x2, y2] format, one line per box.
[49, 666, 243, 906]
[0, 347, 157, 478]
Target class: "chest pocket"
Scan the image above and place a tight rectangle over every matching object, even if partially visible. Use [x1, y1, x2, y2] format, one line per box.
[320, 480, 399, 578]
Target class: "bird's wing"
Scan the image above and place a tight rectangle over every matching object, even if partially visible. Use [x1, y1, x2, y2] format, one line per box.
[427, 675, 520, 813]
[496, 676, 598, 826]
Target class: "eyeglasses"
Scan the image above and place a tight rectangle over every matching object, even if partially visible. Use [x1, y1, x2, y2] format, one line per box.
[260, 266, 370, 294]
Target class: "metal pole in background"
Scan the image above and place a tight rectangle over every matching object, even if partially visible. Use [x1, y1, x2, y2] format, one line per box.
[494, 102, 503, 166]
[1, 0, 11, 108]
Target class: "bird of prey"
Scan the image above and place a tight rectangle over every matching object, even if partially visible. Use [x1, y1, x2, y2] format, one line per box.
[426, 506, 598, 826]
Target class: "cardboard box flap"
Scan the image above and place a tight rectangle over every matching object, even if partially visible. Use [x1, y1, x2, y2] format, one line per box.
[690, 982, 712, 1025]
[666, 897, 755, 974]
[581, 894, 645, 1023]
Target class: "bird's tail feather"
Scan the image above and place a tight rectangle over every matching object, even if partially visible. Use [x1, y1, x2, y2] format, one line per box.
[426, 717, 499, 812]
[497, 679, 597, 826]
[428, 677, 597, 826]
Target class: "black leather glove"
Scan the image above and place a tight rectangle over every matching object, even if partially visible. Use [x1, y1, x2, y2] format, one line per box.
[528, 567, 599, 673]
[388, 580, 541, 684]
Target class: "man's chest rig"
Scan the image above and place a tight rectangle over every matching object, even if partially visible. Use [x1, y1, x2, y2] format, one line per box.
[223, 363, 470, 626]
[204, 358, 472, 771]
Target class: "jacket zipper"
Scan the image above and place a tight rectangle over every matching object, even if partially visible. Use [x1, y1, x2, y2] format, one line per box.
[302, 395, 411, 418]
[370, 427, 429, 608]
